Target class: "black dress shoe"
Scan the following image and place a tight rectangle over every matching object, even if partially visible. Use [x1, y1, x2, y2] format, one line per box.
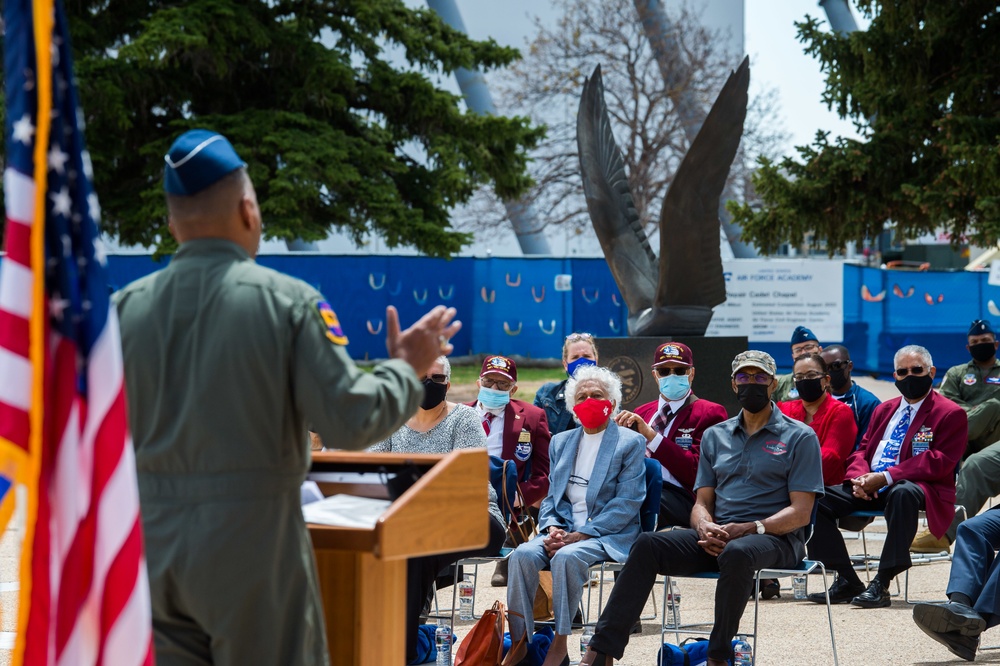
[914, 622, 979, 661]
[851, 577, 891, 608]
[913, 602, 987, 637]
[807, 575, 865, 604]
[760, 579, 781, 600]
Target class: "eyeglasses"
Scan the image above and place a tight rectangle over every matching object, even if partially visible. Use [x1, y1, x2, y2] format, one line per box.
[655, 367, 689, 376]
[566, 332, 594, 342]
[895, 366, 927, 377]
[481, 377, 514, 391]
[792, 372, 825, 381]
[734, 372, 772, 385]
[792, 343, 821, 354]
[827, 360, 850, 371]
[424, 374, 448, 384]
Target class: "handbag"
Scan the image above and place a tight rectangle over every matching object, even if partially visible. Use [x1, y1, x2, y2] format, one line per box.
[533, 571, 554, 621]
[455, 600, 528, 666]
[502, 461, 538, 547]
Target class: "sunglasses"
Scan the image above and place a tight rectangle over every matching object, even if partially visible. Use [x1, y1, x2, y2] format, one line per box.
[481, 377, 514, 391]
[566, 332, 594, 342]
[895, 366, 927, 377]
[424, 374, 448, 384]
[654, 367, 689, 376]
[734, 372, 772, 385]
[827, 360, 850, 371]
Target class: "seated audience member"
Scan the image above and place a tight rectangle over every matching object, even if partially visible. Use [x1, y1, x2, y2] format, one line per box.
[579, 351, 824, 666]
[807, 345, 966, 609]
[774, 326, 823, 402]
[912, 320, 1000, 552]
[912, 506, 1000, 661]
[820, 344, 881, 451]
[779, 353, 857, 486]
[535, 332, 600, 436]
[507, 365, 645, 666]
[369, 357, 506, 664]
[614, 342, 727, 528]
[468, 355, 551, 586]
[939, 319, 1000, 457]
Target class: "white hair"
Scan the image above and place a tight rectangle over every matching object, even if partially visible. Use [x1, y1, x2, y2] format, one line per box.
[436, 356, 451, 381]
[564, 365, 623, 417]
[894, 345, 932, 369]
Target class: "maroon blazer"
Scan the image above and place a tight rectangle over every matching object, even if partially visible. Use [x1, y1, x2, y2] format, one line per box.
[466, 398, 551, 506]
[846, 389, 966, 537]
[634, 395, 728, 493]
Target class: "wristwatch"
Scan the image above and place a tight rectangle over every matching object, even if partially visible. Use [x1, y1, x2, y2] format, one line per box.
[754, 520, 766, 535]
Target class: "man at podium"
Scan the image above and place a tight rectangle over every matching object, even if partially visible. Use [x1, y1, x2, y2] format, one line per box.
[115, 130, 459, 666]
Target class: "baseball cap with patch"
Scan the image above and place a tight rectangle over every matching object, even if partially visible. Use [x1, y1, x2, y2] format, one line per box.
[164, 129, 247, 196]
[651, 342, 693, 368]
[731, 350, 777, 377]
[480, 355, 517, 382]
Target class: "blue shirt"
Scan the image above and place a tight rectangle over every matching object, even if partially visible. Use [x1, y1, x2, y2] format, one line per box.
[832, 382, 882, 451]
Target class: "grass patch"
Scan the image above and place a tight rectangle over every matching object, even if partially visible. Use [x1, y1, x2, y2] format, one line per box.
[448, 365, 566, 386]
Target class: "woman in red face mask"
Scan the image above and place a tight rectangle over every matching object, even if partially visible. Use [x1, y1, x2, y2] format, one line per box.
[505, 365, 647, 666]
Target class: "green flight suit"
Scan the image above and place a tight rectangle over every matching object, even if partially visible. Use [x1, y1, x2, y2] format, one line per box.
[940, 358, 1000, 455]
[115, 239, 422, 666]
[774, 373, 797, 402]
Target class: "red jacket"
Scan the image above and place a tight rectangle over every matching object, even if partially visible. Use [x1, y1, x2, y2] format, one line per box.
[634, 394, 728, 494]
[466, 398, 551, 506]
[779, 395, 858, 486]
[846, 390, 966, 538]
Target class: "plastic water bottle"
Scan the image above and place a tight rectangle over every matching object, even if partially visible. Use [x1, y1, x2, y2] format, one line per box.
[792, 575, 808, 600]
[458, 575, 475, 620]
[733, 635, 753, 666]
[435, 624, 452, 666]
[666, 579, 682, 627]
[580, 627, 594, 654]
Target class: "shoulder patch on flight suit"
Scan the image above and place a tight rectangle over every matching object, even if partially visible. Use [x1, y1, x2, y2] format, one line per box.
[316, 300, 348, 345]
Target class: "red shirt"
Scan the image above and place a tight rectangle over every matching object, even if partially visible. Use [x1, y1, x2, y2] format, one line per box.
[779, 395, 858, 486]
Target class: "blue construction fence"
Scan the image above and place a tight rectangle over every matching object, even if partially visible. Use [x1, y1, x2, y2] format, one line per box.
[80, 255, 1000, 376]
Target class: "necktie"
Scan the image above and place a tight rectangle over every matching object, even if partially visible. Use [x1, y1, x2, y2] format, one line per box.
[482, 413, 494, 436]
[872, 405, 912, 473]
[651, 404, 677, 435]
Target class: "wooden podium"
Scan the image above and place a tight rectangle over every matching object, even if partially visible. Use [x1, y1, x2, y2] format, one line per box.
[308, 449, 489, 666]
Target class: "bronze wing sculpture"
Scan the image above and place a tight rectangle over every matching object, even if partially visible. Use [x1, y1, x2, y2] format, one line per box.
[577, 56, 750, 336]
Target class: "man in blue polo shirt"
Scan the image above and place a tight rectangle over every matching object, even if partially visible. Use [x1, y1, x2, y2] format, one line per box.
[580, 351, 824, 666]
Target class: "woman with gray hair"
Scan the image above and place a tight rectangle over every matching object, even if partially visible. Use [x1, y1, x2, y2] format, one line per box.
[506, 365, 645, 666]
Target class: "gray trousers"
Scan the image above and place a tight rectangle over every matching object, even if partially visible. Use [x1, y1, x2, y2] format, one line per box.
[947, 441, 1000, 541]
[507, 535, 611, 636]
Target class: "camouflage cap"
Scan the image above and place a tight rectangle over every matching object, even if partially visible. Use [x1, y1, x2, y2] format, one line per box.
[731, 350, 777, 377]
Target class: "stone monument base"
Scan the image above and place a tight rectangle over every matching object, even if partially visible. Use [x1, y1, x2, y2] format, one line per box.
[599, 336, 749, 417]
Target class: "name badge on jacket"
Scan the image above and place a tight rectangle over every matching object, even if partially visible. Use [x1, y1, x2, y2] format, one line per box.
[911, 426, 933, 455]
[675, 428, 695, 450]
[516, 430, 532, 460]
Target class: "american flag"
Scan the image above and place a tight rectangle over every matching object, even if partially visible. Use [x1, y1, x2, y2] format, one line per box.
[0, 1, 154, 664]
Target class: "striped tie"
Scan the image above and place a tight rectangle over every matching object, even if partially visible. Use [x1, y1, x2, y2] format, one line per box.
[483, 413, 494, 436]
[651, 404, 676, 435]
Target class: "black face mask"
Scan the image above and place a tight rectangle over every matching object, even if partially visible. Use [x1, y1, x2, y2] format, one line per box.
[737, 383, 771, 414]
[895, 374, 934, 401]
[828, 368, 849, 392]
[794, 378, 826, 403]
[421, 379, 448, 410]
[970, 342, 996, 363]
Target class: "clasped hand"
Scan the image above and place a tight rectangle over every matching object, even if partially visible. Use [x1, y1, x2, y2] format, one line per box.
[696, 520, 755, 556]
[851, 472, 887, 500]
[543, 528, 589, 556]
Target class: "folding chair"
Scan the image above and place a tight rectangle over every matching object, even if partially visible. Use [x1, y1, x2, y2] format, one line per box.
[660, 504, 839, 665]
[844, 505, 966, 603]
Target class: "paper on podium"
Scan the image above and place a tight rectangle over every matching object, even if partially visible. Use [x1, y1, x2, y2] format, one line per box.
[302, 493, 392, 529]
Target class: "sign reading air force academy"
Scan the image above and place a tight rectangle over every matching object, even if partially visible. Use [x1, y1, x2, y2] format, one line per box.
[706, 260, 844, 343]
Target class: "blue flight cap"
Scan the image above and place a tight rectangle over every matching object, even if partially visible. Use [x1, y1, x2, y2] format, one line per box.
[969, 319, 995, 337]
[790, 325, 818, 346]
[163, 130, 247, 196]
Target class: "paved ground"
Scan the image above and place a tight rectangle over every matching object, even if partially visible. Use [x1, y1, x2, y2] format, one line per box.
[1, 376, 995, 664]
